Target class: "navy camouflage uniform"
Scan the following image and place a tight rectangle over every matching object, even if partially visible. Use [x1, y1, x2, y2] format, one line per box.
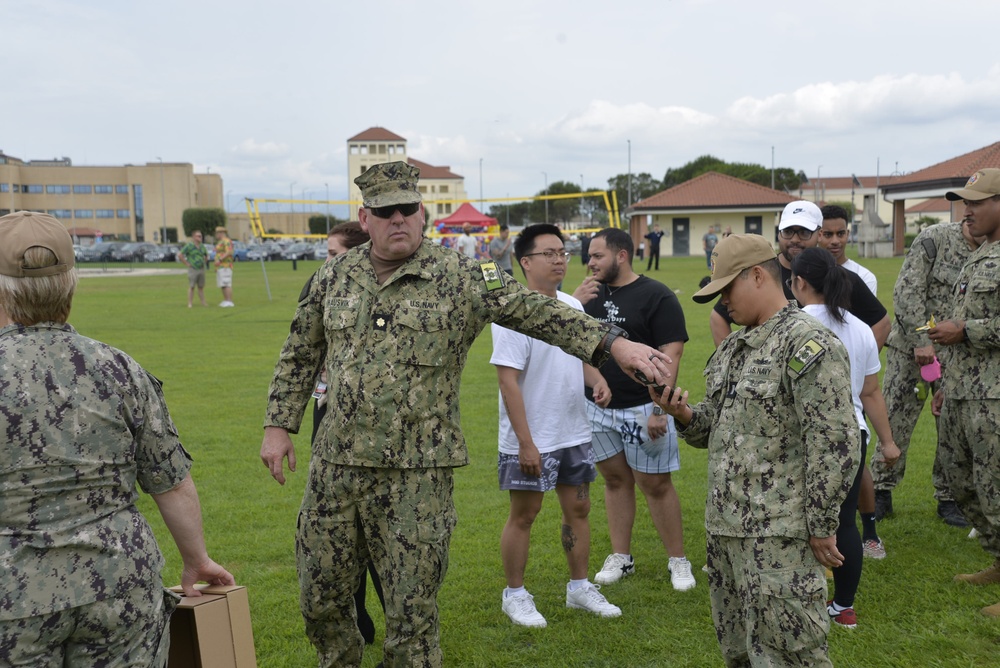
[678, 305, 859, 667]
[874, 222, 974, 499]
[937, 240, 1000, 560]
[0, 322, 191, 668]
[265, 240, 614, 668]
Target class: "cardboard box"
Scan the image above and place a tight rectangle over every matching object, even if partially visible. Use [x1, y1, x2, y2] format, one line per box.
[168, 584, 257, 668]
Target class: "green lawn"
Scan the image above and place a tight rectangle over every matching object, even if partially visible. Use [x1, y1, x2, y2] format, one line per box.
[66, 251, 999, 667]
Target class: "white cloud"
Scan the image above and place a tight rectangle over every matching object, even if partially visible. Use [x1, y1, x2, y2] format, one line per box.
[230, 139, 291, 159]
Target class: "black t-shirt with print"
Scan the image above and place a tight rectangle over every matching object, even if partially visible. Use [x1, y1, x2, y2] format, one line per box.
[584, 275, 689, 408]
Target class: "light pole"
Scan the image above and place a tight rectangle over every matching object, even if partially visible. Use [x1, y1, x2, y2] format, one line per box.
[580, 174, 584, 223]
[479, 158, 483, 211]
[816, 165, 822, 203]
[290, 181, 296, 226]
[226, 189, 233, 213]
[157, 157, 167, 244]
[541, 171, 548, 224]
[325, 183, 331, 234]
[627, 140, 632, 209]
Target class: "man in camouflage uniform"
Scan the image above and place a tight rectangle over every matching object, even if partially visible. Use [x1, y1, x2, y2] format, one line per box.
[873, 221, 983, 525]
[0, 211, 233, 666]
[654, 234, 859, 667]
[929, 169, 1000, 617]
[259, 161, 673, 668]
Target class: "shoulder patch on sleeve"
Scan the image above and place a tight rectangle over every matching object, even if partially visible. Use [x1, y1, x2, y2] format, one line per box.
[787, 338, 825, 377]
[920, 236, 937, 260]
[480, 261, 506, 291]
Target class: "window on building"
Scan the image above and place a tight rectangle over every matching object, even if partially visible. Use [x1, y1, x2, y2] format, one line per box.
[418, 186, 427, 193]
[75, 210, 94, 218]
[350, 146, 359, 154]
[12, 184, 20, 193]
[378, 144, 386, 154]
[0, 209, 9, 216]
[46, 185, 71, 194]
[360, 146, 368, 154]
[369, 144, 376, 153]
[96, 209, 115, 218]
[47, 210, 73, 218]
[95, 186, 113, 194]
[73, 185, 92, 194]
[115, 185, 128, 194]
[444, 203, 452, 214]
[360, 166, 367, 175]
[439, 185, 449, 193]
[397, 144, 404, 153]
[25, 185, 43, 194]
[117, 209, 130, 218]
[0, 184, 8, 193]
[436, 203, 444, 214]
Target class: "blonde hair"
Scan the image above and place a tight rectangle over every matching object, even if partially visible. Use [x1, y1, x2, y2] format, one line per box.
[0, 247, 78, 325]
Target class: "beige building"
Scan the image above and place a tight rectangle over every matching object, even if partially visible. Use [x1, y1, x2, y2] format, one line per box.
[0, 151, 221, 243]
[346, 127, 467, 225]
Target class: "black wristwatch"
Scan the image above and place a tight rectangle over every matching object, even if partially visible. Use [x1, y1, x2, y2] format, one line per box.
[601, 325, 628, 356]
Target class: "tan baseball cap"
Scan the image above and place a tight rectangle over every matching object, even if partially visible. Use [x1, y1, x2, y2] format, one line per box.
[692, 234, 776, 304]
[945, 168, 1000, 202]
[0, 211, 75, 277]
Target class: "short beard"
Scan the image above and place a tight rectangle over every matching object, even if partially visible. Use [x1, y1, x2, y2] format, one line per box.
[597, 261, 620, 286]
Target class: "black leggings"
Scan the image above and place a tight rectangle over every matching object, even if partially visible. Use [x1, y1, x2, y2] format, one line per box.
[831, 433, 867, 608]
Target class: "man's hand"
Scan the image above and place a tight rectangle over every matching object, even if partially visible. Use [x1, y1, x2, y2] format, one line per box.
[913, 344, 936, 366]
[647, 413, 668, 440]
[180, 558, 236, 597]
[261, 426, 296, 485]
[518, 442, 541, 478]
[931, 388, 945, 417]
[650, 385, 692, 428]
[874, 440, 901, 468]
[573, 275, 600, 305]
[611, 338, 672, 389]
[928, 320, 966, 346]
[591, 378, 612, 408]
[809, 535, 844, 569]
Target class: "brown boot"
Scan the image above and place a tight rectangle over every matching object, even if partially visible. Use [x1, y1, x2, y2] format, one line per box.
[955, 559, 1000, 585]
[982, 602, 1000, 617]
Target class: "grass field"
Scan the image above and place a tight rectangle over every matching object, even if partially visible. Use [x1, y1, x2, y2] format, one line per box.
[67, 250, 1000, 667]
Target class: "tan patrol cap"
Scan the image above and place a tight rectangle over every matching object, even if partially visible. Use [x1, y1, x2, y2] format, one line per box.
[0, 211, 75, 277]
[945, 168, 1000, 202]
[354, 161, 421, 208]
[692, 234, 776, 304]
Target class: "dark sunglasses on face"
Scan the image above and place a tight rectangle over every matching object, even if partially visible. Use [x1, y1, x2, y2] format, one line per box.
[370, 202, 420, 219]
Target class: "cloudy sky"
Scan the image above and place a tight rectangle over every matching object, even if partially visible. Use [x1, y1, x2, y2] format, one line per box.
[7, 0, 1000, 216]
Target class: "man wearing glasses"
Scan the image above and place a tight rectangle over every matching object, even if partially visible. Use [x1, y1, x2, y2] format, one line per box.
[709, 201, 889, 348]
[260, 162, 674, 668]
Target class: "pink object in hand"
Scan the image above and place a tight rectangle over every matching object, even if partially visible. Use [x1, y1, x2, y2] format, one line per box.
[920, 357, 941, 382]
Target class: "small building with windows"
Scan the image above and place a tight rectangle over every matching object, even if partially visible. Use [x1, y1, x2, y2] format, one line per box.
[346, 127, 467, 225]
[0, 150, 221, 243]
[627, 171, 796, 257]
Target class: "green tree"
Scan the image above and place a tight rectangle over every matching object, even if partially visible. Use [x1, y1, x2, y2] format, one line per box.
[488, 201, 533, 227]
[914, 214, 942, 231]
[182, 208, 227, 238]
[662, 155, 803, 192]
[826, 200, 857, 220]
[606, 172, 661, 209]
[530, 181, 583, 223]
[309, 214, 347, 235]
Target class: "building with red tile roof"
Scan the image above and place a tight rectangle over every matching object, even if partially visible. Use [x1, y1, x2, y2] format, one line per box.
[627, 172, 795, 257]
[346, 127, 467, 223]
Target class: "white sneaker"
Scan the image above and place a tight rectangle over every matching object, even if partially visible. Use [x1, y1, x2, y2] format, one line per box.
[669, 557, 696, 591]
[594, 553, 634, 585]
[566, 582, 621, 617]
[970, 528, 980, 539]
[502, 591, 546, 628]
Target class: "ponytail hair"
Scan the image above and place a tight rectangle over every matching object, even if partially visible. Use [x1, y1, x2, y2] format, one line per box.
[791, 247, 852, 324]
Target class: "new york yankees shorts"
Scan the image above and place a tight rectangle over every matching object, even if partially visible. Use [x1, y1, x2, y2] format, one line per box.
[587, 401, 681, 474]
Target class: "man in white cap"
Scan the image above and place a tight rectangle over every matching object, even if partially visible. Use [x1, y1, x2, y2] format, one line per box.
[653, 233, 858, 667]
[930, 168, 1000, 617]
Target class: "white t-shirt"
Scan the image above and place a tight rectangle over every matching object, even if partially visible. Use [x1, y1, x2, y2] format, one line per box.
[802, 304, 880, 433]
[843, 258, 878, 297]
[456, 234, 477, 259]
[490, 292, 591, 455]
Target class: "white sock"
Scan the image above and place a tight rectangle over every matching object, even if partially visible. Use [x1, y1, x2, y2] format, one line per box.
[568, 579, 589, 592]
[829, 601, 849, 613]
[504, 586, 526, 598]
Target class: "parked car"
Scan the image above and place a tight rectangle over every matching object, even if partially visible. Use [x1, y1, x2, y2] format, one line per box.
[111, 242, 158, 262]
[246, 243, 282, 261]
[232, 241, 249, 262]
[311, 242, 327, 261]
[78, 241, 129, 262]
[143, 244, 181, 262]
[281, 242, 315, 261]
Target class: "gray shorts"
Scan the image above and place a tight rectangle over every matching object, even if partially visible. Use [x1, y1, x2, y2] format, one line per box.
[588, 401, 681, 474]
[498, 442, 597, 493]
[187, 267, 206, 288]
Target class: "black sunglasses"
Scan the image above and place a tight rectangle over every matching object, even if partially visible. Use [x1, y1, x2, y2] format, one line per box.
[369, 202, 420, 219]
